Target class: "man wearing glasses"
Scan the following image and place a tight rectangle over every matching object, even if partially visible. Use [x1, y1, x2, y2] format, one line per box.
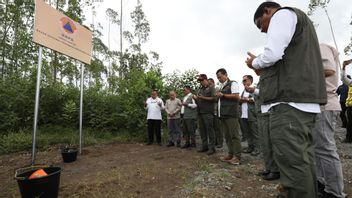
[245, 2, 326, 197]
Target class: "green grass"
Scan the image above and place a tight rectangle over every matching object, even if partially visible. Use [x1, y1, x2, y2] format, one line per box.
[0, 125, 145, 155]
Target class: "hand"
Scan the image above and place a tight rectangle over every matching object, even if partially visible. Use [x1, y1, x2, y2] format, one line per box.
[144, 102, 147, 107]
[242, 97, 249, 102]
[343, 59, 352, 70]
[182, 102, 188, 106]
[157, 102, 162, 107]
[245, 52, 257, 69]
[193, 95, 199, 100]
[215, 91, 224, 98]
[245, 86, 255, 93]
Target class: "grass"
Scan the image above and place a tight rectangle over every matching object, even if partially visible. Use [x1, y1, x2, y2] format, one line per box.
[0, 125, 145, 155]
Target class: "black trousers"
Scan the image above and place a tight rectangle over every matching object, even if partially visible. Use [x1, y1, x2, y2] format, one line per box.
[147, 119, 162, 143]
[340, 101, 347, 127]
[346, 107, 352, 142]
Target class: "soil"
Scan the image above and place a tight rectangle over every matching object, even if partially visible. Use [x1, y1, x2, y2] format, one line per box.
[0, 126, 351, 198]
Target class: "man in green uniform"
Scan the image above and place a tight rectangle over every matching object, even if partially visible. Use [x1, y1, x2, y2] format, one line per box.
[245, 2, 327, 198]
[193, 74, 216, 155]
[216, 68, 242, 165]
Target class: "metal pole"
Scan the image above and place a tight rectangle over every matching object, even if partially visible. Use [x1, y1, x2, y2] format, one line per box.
[79, 63, 84, 154]
[31, 46, 43, 165]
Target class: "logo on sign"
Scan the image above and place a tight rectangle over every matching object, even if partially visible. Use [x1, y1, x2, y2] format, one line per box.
[60, 17, 76, 34]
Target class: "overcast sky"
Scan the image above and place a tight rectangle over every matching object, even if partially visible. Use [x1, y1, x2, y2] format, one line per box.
[84, 0, 352, 87]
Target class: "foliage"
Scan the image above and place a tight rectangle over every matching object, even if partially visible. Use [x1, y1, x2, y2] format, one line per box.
[163, 69, 200, 97]
[0, 0, 195, 154]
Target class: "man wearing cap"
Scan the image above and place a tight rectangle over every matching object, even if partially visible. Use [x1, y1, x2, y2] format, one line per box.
[193, 74, 217, 155]
[245, 2, 327, 197]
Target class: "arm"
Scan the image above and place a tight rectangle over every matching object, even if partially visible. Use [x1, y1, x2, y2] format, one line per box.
[249, 10, 297, 69]
[164, 100, 170, 114]
[324, 69, 335, 77]
[217, 82, 240, 101]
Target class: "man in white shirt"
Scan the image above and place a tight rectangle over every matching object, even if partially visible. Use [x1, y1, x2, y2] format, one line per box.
[240, 75, 259, 156]
[245, 2, 327, 198]
[144, 89, 164, 146]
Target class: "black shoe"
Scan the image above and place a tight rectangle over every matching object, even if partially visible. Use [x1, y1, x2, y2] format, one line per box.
[342, 139, 352, 143]
[207, 149, 216, 155]
[176, 140, 181, 147]
[257, 170, 270, 176]
[320, 191, 339, 198]
[190, 143, 196, 147]
[250, 149, 260, 156]
[242, 147, 254, 153]
[263, 172, 280, 180]
[181, 142, 190, 149]
[198, 147, 209, 152]
[157, 142, 162, 146]
[317, 181, 325, 194]
[216, 144, 223, 148]
[342, 125, 347, 128]
[166, 142, 175, 147]
[146, 142, 153, 145]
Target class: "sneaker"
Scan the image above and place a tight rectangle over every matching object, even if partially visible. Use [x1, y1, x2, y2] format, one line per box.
[146, 142, 153, 145]
[263, 172, 280, 180]
[220, 155, 233, 162]
[228, 157, 241, 165]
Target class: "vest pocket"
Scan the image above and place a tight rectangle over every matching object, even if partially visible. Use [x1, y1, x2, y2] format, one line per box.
[260, 69, 279, 104]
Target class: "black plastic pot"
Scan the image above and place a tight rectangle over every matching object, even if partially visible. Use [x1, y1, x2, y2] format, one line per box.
[61, 147, 78, 163]
[15, 166, 61, 198]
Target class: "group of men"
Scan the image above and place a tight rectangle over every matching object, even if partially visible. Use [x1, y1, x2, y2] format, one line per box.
[145, 2, 350, 198]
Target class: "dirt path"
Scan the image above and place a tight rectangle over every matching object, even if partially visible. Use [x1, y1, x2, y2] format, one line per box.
[1, 126, 351, 197]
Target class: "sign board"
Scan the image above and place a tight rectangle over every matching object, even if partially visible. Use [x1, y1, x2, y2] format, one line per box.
[33, 0, 92, 64]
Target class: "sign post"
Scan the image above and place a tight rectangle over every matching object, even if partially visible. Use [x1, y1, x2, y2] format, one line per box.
[79, 63, 84, 154]
[31, 0, 92, 164]
[31, 46, 43, 165]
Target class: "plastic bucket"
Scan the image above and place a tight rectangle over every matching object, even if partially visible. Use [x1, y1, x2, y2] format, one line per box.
[15, 166, 61, 198]
[61, 147, 78, 163]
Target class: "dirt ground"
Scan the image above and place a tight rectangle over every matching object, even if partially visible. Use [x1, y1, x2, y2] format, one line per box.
[0, 125, 351, 198]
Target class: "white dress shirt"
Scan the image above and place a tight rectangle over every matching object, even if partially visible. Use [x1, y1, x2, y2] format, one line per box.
[252, 9, 320, 114]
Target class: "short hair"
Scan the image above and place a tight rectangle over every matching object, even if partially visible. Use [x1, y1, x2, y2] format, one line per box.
[253, 1, 281, 22]
[216, 68, 227, 75]
[208, 78, 215, 83]
[243, 75, 253, 82]
[151, 89, 158, 93]
[184, 85, 192, 91]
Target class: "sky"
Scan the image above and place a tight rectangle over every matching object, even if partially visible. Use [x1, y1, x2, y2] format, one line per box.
[83, 0, 352, 88]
